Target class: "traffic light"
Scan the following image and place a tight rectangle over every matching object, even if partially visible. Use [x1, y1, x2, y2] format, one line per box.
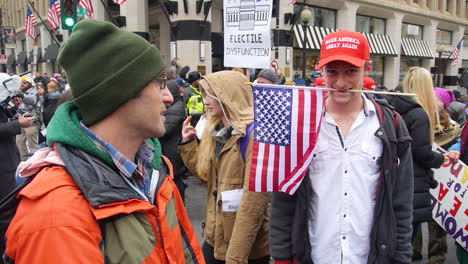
[61, 0, 78, 30]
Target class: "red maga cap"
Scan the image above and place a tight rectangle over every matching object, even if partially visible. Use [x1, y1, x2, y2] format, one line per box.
[363, 77, 376, 90]
[318, 30, 370, 69]
[313, 77, 326, 87]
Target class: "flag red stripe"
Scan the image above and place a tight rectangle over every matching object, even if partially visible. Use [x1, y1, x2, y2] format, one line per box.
[249, 142, 260, 192]
[296, 89, 305, 161]
[273, 145, 280, 191]
[283, 146, 291, 189]
[261, 144, 271, 192]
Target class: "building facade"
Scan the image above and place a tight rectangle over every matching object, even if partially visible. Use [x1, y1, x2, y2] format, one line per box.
[1, 0, 467, 90]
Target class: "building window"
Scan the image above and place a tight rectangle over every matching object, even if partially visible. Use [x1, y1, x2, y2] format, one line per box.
[436, 29, 452, 45]
[356, 15, 386, 35]
[400, 57, 423, 83]
[402, 23, 423, 39]
[369, 56, 384, 86]
[293, 5, 336, 28]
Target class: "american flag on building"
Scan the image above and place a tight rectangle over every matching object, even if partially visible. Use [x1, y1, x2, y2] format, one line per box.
[113, 0, 127, 4]
[47, 0, 61, 30]
[25, 7, 38, 40]
[451, 39, 463, 67]
[78, 0, 95, 19]
[249, 84, 326, 195]
[288, 0, 297, 5]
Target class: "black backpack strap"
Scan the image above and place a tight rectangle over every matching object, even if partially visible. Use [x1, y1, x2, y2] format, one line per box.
[0, 177, 33, 260]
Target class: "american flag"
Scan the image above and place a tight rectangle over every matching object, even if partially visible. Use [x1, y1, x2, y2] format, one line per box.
[78, 0, 94, 19]
[113, 0, 127, 4]
[288, 0, 297, 5]
[249, 84, 325, 195]
[451, 38, 463, 67]
[47, 0, 61, 30]
[25, 7, 38, 40]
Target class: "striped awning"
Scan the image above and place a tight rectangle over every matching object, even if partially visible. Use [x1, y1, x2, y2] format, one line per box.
[293, 25, 398, 57]
[401, 38, 434, 58]
[362, 33, 398, 57]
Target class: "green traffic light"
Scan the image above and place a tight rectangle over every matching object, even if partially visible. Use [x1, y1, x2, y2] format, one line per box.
[65, 17, 75, 27]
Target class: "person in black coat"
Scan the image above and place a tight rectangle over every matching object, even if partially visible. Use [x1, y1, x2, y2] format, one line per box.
[386, 67, 446, 239]
[42, 82, 61, 127]
[159, 80, 188, 200]
[0, 104, 35, 200]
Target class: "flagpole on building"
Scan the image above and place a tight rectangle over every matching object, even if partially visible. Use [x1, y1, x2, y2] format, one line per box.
[98, 0, 119, 26]
[27, 1, 60, 46]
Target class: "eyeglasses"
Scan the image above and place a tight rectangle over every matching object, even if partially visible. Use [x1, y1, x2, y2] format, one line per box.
[156, 77, 167, 89]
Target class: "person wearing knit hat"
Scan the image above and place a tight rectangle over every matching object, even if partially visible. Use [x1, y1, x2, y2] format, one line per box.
[16, 72, 41, 159]
[434, 87, 455, 109]
[257, 68, 278, 84]
[4, 19, 204, 264]
[184, 71, 205, 127]
[270, 30, 414, 264]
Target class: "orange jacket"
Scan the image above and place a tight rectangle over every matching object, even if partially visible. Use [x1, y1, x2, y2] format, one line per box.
[5, 153, 204, 264]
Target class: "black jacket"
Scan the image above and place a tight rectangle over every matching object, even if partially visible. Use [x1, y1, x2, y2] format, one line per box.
[42, 91, 61, 127]
[387, 95, 444, 223]
[159, 92, 187, 178]
[270, 98, 414, 264]
[0, 107, 21, 199]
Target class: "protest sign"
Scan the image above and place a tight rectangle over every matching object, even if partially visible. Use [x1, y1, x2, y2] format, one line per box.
[223, 0, 273, 69]
[3, 27, 16, 49]
[431, 144, 468, 251]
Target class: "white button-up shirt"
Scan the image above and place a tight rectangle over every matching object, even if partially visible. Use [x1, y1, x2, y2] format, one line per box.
[308, 95, 383, 264]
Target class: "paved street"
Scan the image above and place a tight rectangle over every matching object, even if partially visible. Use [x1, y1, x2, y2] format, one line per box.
[185, 175, 459, 264]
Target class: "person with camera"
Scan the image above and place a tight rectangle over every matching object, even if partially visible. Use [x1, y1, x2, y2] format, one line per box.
[0, 73, 36, 201]
[15, 75, 40, 159]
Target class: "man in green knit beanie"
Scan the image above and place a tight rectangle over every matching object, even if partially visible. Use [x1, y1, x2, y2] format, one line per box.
[4, 19, 205, 263]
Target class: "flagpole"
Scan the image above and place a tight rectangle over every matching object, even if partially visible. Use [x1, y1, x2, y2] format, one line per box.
[27, 1, 60, 46]
[98, 0, 119, 26]
[245, 82, 417, 97]
[446, 37, 465, 60]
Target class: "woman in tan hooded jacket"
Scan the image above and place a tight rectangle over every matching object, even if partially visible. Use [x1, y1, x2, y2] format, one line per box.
[179, 71, 271, 264]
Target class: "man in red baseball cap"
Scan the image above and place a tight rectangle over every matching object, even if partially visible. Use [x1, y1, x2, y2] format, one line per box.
[312, 76, 326, 87]
[270, 30, 413, 264]
[363, 77, 376, 90]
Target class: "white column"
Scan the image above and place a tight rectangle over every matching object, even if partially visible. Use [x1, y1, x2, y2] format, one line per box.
[120, 0, 149, 33]
[90, 0, 106, 22]
[383, 12, 403, 90]
[337, 1, 359, 31]
[458, 0, 466, 19]
[422, 19, 438, 69]
[449, 0, 456, 15]
[159, 11, 171, 62]
[171, 0, 212, 74]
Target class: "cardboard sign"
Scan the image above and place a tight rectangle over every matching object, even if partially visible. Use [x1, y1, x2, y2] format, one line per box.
[431, 144, 468, 251]
[223, 0, 273, 68]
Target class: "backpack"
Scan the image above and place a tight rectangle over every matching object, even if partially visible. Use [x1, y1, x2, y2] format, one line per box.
[240, 122, 255, 161]
[0, 177, 33, 261]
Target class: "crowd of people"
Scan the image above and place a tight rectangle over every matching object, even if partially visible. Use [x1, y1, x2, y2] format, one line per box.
[0, 19, 467, 264]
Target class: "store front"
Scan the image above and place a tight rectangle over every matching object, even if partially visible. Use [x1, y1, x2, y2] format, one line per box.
[292, 24, 397, 86]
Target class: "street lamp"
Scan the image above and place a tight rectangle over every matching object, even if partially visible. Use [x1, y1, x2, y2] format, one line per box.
[32, 42, 39, 73]
[435, 44, 445, 87]
[300, 6, 312, 79]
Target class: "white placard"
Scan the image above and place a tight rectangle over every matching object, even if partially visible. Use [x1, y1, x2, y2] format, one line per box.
[221, 189, 244, 212]
[223, 0, 273, 69]
[431, 144, 468, 251]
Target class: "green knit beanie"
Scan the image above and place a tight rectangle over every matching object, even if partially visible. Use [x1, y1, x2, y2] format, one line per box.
[58, 19, 166, 125]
